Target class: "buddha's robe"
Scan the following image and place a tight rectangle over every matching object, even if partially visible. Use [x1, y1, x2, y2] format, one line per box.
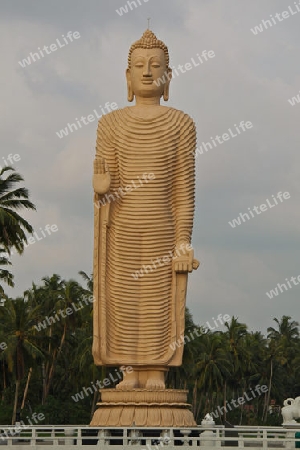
[92, 107, 196, 366]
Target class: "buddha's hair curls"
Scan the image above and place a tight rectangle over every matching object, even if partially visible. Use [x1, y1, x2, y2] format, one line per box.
[128, 30, 170, 69]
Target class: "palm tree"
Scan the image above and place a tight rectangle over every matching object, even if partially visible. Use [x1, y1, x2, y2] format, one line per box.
[224, 317, 248, 390]
[0, 166, 36, 254]
[264, 316, 300, 421]
[36, 276, 88, 402]
[0, 247, 14, 295]
[0, 297, 44, 424]
[78, 271, 93, 293]
[195, 332, 232, 420]
[267, 316, 299, 344]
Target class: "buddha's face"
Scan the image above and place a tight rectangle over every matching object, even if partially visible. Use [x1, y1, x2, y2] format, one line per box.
[127, 48, 171, 100]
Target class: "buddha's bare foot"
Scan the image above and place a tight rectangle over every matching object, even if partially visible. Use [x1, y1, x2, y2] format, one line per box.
[145, 379, 165, 390]
[116, 379, 139, 390]
[145, 370, 165, 390]
[116, 370, 139, 390]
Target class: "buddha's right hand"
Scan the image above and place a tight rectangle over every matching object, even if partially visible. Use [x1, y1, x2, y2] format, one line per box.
[93, 158, 111, 194]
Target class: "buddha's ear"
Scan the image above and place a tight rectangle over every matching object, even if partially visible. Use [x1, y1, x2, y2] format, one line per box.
[163, 68, 172, 101]
[126, 68, 134, 102]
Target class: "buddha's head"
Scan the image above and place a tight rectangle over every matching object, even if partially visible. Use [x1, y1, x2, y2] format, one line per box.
[126, 30, 172, 102]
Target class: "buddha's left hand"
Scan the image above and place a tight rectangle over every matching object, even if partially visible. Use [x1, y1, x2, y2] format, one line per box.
[173, 244, 196, 273]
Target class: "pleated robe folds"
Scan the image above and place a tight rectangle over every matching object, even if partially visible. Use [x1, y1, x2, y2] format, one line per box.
[92, 107, 196, 367]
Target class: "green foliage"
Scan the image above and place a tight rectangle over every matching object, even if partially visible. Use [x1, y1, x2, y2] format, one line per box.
[0, 271, 299, 426]
[0, 166, 36, 297]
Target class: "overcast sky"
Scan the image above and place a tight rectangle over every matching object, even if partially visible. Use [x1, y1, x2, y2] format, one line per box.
[1, 0, 299, 334]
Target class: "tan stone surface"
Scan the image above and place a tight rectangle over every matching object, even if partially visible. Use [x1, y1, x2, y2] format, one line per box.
[91, 30, 198, 425]
[100, 388, 189, 404]
[90, 405, 196, 427]
[90, 388, 196, 427]
[92, 30, 198, 392]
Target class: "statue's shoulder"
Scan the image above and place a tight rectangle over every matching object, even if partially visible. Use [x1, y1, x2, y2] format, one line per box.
[98, 109, 121, 125]
[97, 109, 125, 136]
[168, 107, 195, 126]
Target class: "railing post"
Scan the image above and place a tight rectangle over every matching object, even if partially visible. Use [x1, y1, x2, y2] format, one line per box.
[238, 431, 244, 448]
[77, 427, 82, 446]
[128, 428, 142, 445]
[285, 428, 297, 449]
[262, 428, 268, 450]
[97, 428, 110, 446]
[64, 428, 75, 445]
[30, 427, 36, 446]
[179, 428, 191, 446]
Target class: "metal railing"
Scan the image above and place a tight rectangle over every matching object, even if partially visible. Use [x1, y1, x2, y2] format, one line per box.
[0, 424, 299, 448]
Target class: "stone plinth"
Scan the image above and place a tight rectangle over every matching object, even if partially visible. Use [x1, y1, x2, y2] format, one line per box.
[90, 389, 196, 427]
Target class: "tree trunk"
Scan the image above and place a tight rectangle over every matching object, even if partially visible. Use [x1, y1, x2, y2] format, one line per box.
[263, 359, 273, 422]
[44, 324, 67, 401]
[239, 381, 246, 425]
[21, 367, 32, 410]
[12, 379, 20, 425]
[192, 379, 197, 416]
[196, 390, 204, 422]
[1, 361, 6, 401]
[42, 363, 46, 405]
[223, 381, 227, 421]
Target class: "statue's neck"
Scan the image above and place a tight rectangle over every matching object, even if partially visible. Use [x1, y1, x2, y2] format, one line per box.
[126, 104, 171, 120]
[135, 96, 161, 106]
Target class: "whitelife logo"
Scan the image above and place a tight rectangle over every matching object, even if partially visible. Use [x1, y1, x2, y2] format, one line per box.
[153, 50, 215, 87]
[18, 31, 81, 68]
[266, 274, 300, 299]
[194, 121, 253, 158]
[56, 102, 118, 139]
[95, 172, 155, 209]
[116, 0, 150, 16]
[0, 153, 21, 170]
[228, 191, 291, 228]
[71, 366, 133, 402]
[210, 385, 268, 419]
[10, 224, 58, 256]
[34, 296, 94, 332]
[288, 90, 300, 106]
[250, 3, 300, 35]
[170, 313, 230, 351]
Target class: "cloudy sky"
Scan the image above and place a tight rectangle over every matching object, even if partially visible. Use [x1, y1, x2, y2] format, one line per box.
[1, 0, 299, 334]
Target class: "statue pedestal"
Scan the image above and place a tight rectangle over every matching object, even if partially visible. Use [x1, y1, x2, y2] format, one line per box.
[90, 389, 196, 427]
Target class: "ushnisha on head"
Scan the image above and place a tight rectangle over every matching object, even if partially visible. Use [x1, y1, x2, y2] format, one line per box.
[126, 30, 172, 102]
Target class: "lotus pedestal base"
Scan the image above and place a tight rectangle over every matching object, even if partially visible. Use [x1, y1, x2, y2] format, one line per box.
[90, 389, 196, 427]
